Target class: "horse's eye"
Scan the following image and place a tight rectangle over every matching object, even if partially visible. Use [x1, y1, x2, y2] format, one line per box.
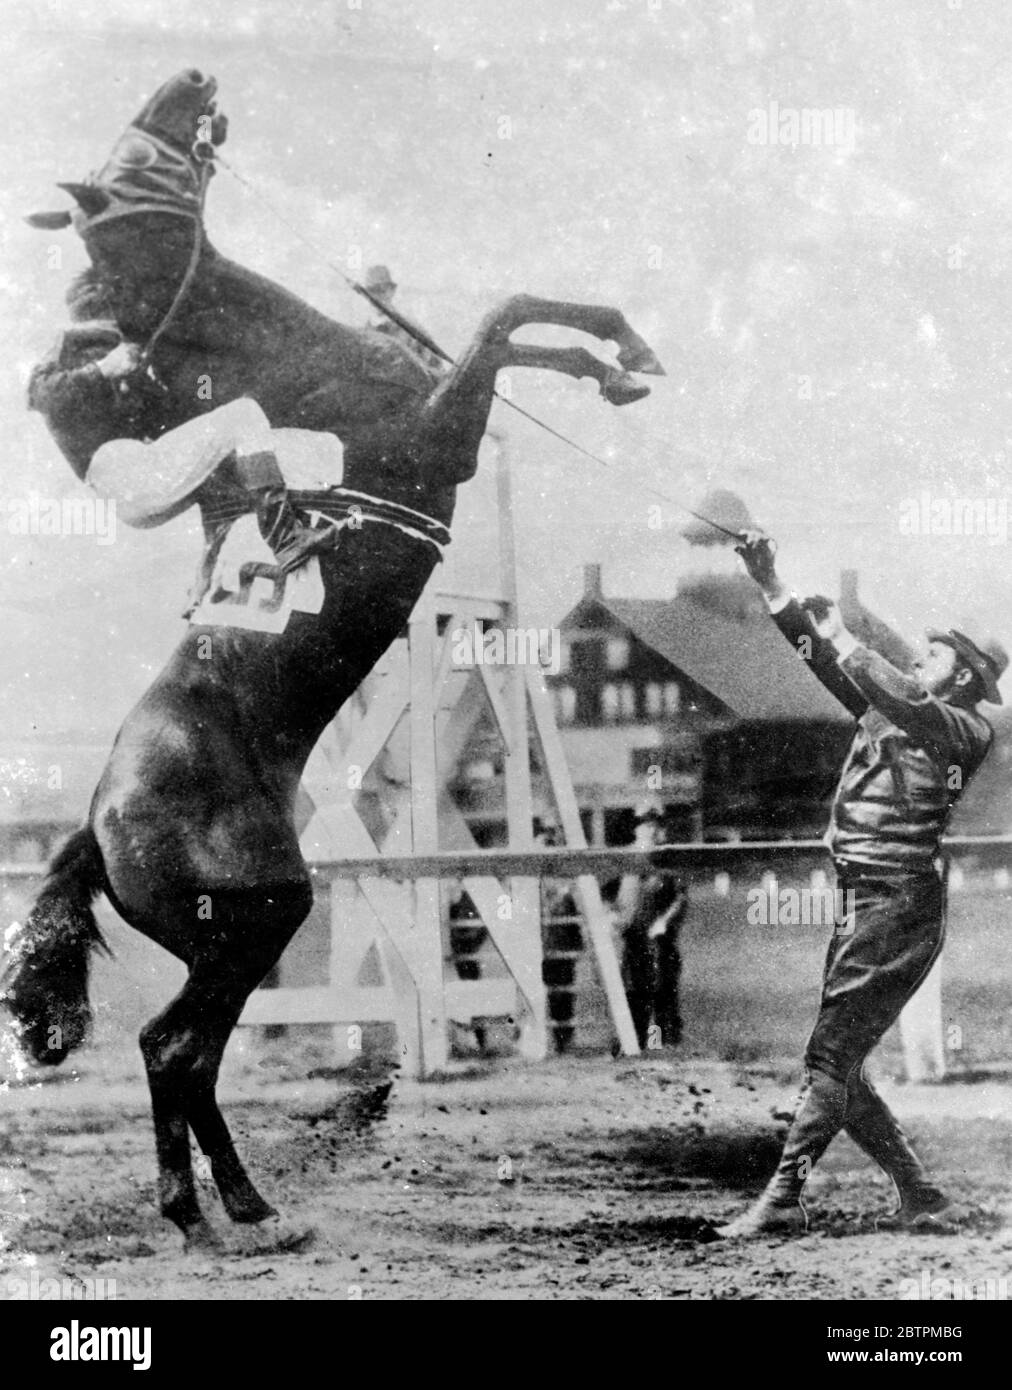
[115, 134, 158, 170]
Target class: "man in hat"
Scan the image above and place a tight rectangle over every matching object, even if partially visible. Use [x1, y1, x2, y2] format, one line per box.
[613, 798, 688, 1050]
[721, 532, 1006, 1238]
[364, 265, 446, 375]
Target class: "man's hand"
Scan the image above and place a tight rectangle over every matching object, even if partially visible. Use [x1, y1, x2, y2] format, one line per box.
[735, 529, 786, 602]
[801, 596, 858, 657]
[95, 341, 143, 380]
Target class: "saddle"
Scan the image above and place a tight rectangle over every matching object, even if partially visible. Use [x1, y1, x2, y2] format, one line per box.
[185, 486, 452, 633]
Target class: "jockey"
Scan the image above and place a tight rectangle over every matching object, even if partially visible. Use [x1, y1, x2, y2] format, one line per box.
[28, 271, 333, 579]
[27, 271, 139, 479]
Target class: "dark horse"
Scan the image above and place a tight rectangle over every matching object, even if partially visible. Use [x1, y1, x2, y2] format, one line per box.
[3, 71, 662, 1250]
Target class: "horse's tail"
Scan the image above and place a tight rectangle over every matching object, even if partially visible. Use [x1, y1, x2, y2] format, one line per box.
[0, 827, 109, 1066]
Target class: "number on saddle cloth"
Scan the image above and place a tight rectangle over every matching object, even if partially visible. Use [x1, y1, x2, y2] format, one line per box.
[189, 513, 327, 634]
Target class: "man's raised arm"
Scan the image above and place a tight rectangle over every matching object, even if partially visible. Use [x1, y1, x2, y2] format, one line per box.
[735, 532, 868, 719]
[806, 604, 990, 764]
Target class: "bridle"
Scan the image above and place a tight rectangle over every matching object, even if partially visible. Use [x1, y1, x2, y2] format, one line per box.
[109, 130, 216, 402]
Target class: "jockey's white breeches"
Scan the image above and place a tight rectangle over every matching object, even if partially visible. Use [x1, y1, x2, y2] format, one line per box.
[89, 397, 344, 509]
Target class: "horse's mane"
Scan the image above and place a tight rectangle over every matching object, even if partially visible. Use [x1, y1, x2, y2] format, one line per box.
[67, 268, 117, 323]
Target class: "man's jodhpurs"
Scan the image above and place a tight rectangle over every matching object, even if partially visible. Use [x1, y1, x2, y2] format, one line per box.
[806, 865, 945, 1082]
[761, 864, 947, 1208]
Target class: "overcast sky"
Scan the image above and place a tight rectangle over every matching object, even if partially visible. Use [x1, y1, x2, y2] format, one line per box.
[3, 0, 1012, 753]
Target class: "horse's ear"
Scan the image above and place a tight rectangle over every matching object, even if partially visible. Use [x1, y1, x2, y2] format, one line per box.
[25, 210, 73, 229]
[56, 181, 111, 218]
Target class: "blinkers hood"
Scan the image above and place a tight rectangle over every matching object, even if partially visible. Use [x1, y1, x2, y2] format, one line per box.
[27, 70, 225, 234]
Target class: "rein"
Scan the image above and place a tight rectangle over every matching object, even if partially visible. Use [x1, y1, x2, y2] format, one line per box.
[118, 136, 215, 401]
[137, 192, 206, 372]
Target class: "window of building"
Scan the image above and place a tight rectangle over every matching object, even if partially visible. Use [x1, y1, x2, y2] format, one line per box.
[606, 636, 630, 670]
[601, 683, 620, 721]
[663, 681, 681, 714]
[554, 684, 577, 723]
[558, 640, 571, 674]
[644, 682, 663, 717]
[619, 682, 637, 719]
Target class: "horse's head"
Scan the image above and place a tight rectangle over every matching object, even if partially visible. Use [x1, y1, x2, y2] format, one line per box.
[132, 69, 226, 155]
[27, 70, 227, 236]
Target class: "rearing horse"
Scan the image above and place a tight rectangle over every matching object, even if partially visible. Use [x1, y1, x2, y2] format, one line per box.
[4, 71, 663, 1251]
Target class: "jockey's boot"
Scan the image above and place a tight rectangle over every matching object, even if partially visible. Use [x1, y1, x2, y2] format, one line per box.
[716, 1069, 847, 1240]
[235, 450, 339, 574]
[844, 1070, 951, 1224]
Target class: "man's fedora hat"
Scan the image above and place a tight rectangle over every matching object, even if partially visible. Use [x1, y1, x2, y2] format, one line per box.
[925, 627, 1008, 705]
[364, 264, 397, 293]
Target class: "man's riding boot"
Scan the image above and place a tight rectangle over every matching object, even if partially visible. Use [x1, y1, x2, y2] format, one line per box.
[717, 1069, 848, 1239]
[235, 449, 338, 574]
[845, 1070, 950, 1222]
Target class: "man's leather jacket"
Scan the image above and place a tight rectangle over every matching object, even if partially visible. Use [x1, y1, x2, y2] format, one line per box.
[772, 598, 992, 873]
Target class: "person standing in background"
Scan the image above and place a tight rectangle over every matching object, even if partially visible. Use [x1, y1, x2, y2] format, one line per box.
[613, 800, 688, 1050]
[363, 265, 447, 375]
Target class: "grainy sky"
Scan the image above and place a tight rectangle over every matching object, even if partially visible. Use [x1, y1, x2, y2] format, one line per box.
[3, 0, 1012, 750]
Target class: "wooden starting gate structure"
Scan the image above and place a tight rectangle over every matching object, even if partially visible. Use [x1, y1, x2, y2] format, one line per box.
[238, 435, 639, 1074]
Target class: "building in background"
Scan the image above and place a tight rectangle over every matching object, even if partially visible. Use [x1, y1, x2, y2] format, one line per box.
[448, 558, 986, 847]
[540, 562, 855, 843]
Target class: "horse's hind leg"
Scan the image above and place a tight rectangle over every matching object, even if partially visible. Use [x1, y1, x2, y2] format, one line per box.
[140, 882, 311, 1246]
[140, 988, 220, 1249]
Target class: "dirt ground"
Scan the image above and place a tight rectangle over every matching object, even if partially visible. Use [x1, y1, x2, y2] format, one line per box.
[2, 1043, 1010, 1301]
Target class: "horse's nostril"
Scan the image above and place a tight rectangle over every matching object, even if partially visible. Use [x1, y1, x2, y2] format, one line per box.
[187, 69, 204, 84]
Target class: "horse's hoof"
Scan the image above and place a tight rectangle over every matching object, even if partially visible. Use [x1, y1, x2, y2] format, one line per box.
[600, 368, 651, 406]
[617, 342, 666, 376]
[223, 1193, 279, 1225]
[232, 1216, 317, 1257]
[183, 1218, 225, 1256]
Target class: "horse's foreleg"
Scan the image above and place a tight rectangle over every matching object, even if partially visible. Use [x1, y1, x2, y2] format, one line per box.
[503, 343, 651, 406]
[481, 294, 666, 377]
[415, 339, 504, 477]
